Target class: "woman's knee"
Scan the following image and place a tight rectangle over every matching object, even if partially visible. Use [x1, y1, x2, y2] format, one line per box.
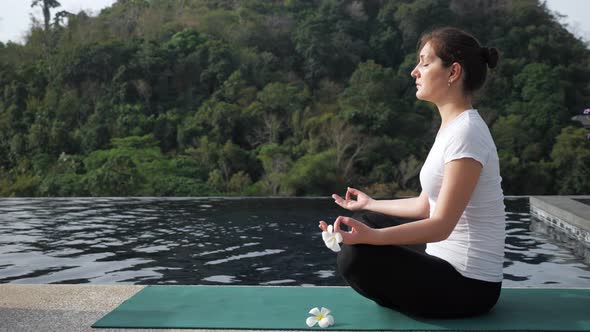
[336, 244, 364, 278]
[336, 243, 381, 280]
[352, 211, 404, 229]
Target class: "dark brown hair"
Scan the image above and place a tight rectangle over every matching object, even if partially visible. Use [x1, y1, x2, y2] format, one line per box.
[417, 27, 499, 94]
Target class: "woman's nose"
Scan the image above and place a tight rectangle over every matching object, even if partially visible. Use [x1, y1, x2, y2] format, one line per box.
[411, 67, 419, 78]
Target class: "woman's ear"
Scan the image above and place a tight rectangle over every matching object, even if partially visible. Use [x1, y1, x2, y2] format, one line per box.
[449, 62, 462, 83]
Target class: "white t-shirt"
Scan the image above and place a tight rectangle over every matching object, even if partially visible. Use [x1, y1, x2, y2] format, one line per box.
[419, 109, 505, 283]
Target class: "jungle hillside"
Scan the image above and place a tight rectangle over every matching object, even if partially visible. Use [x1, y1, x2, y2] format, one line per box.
[0, 0, 589, 197]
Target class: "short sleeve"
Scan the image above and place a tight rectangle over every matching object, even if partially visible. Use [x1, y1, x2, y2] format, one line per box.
[443, 126, 489, 167]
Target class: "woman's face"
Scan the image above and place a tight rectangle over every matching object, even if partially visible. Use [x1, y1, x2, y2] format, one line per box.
[410, 42, 452, 103]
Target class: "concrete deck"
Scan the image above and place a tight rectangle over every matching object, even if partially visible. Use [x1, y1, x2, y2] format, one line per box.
[0, 284, 450, 332]
[1, 284, 285, 332]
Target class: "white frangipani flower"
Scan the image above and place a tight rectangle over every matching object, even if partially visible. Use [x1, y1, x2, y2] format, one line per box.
[306, 307, 335, 328]
[322, 224, 343, 252]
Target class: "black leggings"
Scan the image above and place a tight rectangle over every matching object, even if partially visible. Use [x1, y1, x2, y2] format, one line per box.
[337, 211, 501, 318]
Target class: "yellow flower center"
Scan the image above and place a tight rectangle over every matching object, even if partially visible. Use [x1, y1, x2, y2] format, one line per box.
[317, 314, 323, 320]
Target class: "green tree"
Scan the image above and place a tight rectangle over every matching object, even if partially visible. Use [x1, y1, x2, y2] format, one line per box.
[245, 82, 309, 145]
[339, 60, 423, 138]
[293, 1, 367, 85]
[84, 154, 144, 196]
[551, 127, 590, 194]
[227, 171, 253, 194]
[256, 143, 292, 195]
[1, 0, 589, 197]
[31, 0, 61, 32]
[284, 149, 341, 196]
[394, 0, 455, 49]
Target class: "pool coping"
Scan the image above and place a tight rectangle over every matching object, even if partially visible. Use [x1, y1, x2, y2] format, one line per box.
[529, 196, 590, 245]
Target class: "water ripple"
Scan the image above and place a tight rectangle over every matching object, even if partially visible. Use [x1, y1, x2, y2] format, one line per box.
[0, 197, 589, 287]
[204, 249, 285, 265]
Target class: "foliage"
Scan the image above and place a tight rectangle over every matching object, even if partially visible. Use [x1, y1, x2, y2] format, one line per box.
[550, 127, 590, 194]
[0, 0, 588, 197]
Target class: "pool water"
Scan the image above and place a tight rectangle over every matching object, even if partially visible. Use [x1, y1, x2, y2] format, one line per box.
[1, 197, 589, 287]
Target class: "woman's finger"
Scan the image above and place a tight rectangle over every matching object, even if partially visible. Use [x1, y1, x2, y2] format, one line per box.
[334, 216, 354, 244]
[332, 194, 343, 202]
[335, 216, 353, 229]
[318, 220, 328, 231]
[339, 216, 364, 232]
[348, 187, 360, 196]
[332, 195, 345, 208]
[339, 216, 355, 227]
[334, 217, 342, 233]
[345, 188, 351, 201]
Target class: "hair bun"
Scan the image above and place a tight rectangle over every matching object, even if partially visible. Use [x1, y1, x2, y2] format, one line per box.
[481, 47, 499, 69]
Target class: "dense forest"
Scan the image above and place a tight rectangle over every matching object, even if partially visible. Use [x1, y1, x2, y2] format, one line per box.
[0, 0, 588, 197]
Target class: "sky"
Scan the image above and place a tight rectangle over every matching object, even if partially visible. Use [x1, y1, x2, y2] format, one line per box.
[0, 0, 117, 43]
[0, 0, 589, 45]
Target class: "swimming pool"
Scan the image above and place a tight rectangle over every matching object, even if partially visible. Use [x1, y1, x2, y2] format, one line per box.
[1, 197, 589, 287]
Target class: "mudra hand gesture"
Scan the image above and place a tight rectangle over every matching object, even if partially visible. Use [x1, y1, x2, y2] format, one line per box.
[332, 187, 373, 211]
[319, 216, 373, 245]
[319, 187, 376, 245]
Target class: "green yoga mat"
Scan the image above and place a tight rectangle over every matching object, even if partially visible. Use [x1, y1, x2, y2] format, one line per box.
[93, 286, 590, 331]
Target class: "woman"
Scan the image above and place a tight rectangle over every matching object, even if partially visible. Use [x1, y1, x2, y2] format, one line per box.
[319, 27, 505, 318]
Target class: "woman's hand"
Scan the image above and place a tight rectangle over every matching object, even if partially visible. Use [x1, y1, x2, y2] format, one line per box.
[332, 187, 373, 211]
[319, 216, 374, 245]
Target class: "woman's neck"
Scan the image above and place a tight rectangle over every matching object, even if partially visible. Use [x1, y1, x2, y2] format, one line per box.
[436, 97, 473, 130]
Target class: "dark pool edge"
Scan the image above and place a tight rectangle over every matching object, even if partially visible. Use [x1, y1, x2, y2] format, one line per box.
[530, 196, 590, 245]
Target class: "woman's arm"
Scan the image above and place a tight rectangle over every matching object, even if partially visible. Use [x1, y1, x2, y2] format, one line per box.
[332, 188, 430, 219]
[365, 191, 430, 220]
[333, 158, 482, 245]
